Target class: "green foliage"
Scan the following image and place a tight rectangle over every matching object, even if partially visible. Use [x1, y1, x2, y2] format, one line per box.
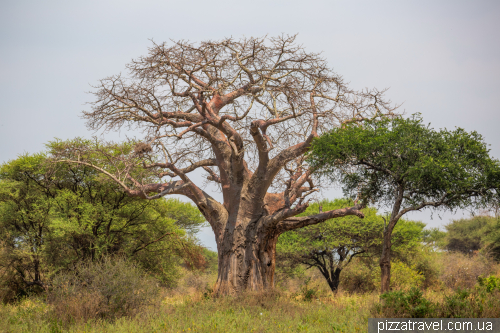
[383, 261, 424, 291]
[307, 115, 500, 211]
[422, 227, 447, 249]
[299, 277, 320, 301]
[0, 145, 208, 301]
[201, 248, 218, 274]
[307, 114, 500, 291]
[375, 286, 500, 318]
[440, 289, 476, 318]
[445, 215, 500, 260]
[161, 198, 207, 234]
[485, 217, 500, 260]
[406, 246, 442, 289]
[446, 216, 493, 253]
[277, 200, 381, 263]
[340, 257, 428, 293]
[390, 220, 426, 258]
[477, 275, 500, 292]
[377, 288, 434, 318]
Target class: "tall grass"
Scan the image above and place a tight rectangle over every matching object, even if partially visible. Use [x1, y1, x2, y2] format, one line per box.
[0, 291, 375, 333]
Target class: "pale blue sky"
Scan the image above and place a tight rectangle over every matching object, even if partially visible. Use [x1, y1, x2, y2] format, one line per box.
[1, 0, 499, 250]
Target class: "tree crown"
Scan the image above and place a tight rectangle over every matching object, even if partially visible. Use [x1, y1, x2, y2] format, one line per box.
[307, 115, 500, 214]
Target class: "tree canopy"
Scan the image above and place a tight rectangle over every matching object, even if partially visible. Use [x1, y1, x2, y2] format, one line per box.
[308, 115, 500, 211]
[307, 115, 500, 292]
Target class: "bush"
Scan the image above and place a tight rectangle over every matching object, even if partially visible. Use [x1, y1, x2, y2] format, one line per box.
[376, 288, 434, 318]
[438, 289, 472, 318]
[341, 258, 424, 293]
[477, 275, 500, 292]
[407, 247, 441, 289]
[47, 257, 160, 323]
[170, 266, 217, 297]
[439, 252, 493, 290]
[299, 277, 320, 301]
[0, 240, 47, 303]
[436, 288, 500, 318]
[386, 261, 424, 291]
[374, 285, 500, 318]
[339, 258, 377, 293]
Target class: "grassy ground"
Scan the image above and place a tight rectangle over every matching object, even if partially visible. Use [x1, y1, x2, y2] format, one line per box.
[0, 292, 376, 333]
[1, 254, 499, 332]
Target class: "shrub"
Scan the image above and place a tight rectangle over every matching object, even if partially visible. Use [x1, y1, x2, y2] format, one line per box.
[47, 256, 160, 323]
[477, 275, 500, 292]
[342, 258, 424, 293]
[0, 240, 48, 303]
[439, 252, 493, 290]
[435, 288, 500, 318]
[339, 258, 377, 293]
[375, 288, 434, 318]
[407, 247, 441, 289]
[438, 289, 472, 318]
[170, 266, 218, 298]
[299, 277, 320, 301]
[387, 261, 424, 291]
[374, 285, 500, 318]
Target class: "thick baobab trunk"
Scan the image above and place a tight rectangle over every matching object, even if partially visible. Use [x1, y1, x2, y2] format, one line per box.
[379, 228, 392, 293]
[213, 220, 279, 295]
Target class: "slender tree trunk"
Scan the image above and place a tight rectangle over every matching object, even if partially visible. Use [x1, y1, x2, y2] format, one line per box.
[213, 219, 279, 295]
[380, 190, 404, 294]
[380, 228, 392, 293]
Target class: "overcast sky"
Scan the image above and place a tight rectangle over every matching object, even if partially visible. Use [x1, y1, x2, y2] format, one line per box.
[1, 0, 499, 250]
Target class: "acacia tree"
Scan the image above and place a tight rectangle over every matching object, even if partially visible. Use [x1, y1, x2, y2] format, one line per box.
[54, 36, 396, 295]
[277, 199, 425, 293]
[307, 115, 500, 292]
[277, 199, 382, 293]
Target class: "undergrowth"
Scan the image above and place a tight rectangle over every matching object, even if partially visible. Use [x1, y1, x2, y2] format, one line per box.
[0, 291, 374, 333]
[1, 254, 499, 332]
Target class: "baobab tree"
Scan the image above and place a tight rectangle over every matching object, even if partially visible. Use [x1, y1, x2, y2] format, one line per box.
[54, 35, 396, 295]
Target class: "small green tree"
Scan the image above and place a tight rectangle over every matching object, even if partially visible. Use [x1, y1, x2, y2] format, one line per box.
[276, 199, 425, 293]
[307, 115, 500, 292]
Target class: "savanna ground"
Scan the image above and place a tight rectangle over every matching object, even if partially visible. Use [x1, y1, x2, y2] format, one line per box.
[1, 251, 500, 333]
